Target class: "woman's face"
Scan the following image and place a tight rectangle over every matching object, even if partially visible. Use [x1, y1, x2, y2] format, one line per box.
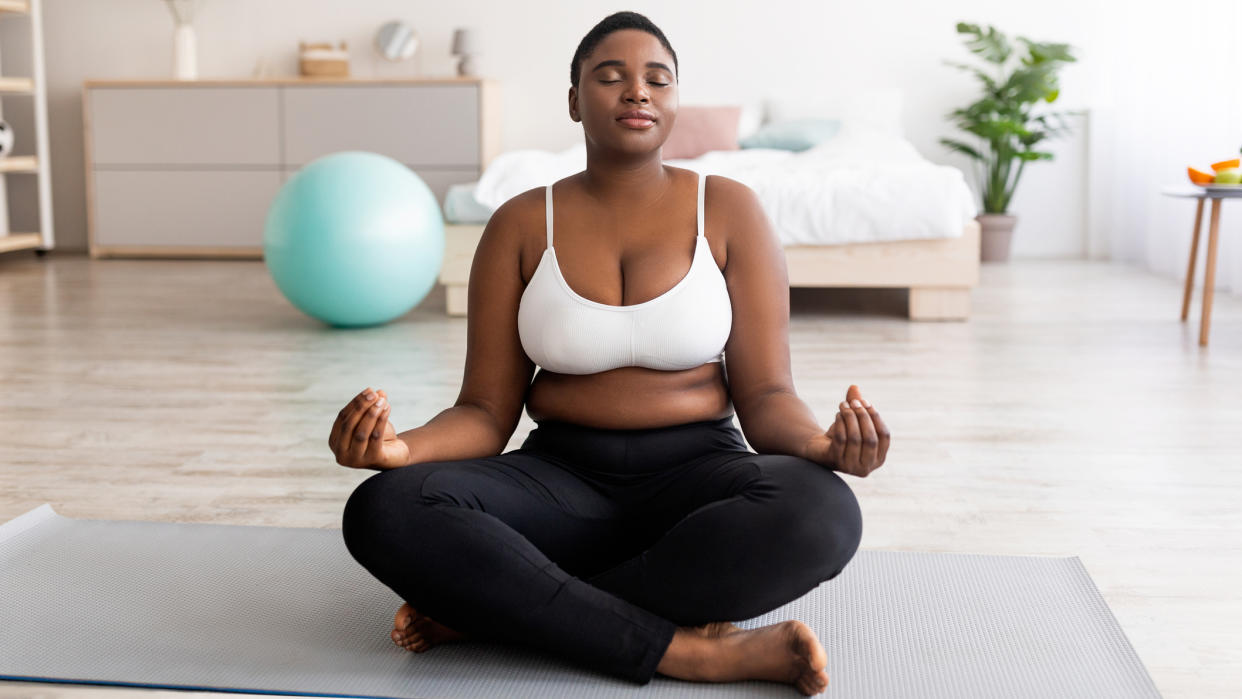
[570, 29, 678, 155]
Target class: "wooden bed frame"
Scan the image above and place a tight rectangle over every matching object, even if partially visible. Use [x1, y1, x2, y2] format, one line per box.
[438, 219, 980, 321]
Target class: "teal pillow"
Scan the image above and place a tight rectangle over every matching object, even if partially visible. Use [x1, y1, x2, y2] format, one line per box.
[739, 118, 842, 151]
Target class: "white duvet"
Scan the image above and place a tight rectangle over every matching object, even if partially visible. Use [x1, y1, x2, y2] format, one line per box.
[470, 127, 978, 245]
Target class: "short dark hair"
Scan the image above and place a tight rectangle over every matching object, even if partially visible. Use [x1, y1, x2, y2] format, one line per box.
[570, 11, 678, 89]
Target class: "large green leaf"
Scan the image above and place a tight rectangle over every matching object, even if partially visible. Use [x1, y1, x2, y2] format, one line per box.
[956, 22, 1011, 64]
[1018, 38, 1077, 66]
[1002, 66, 1058, 104]
[940, 138, 985, 161]
[1015, 151, 1054, 161]
[1018, 130, 1047, 147]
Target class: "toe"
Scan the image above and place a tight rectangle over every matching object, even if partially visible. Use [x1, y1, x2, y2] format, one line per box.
[394, 603, 416, 629]
[814, 670, 829, 693]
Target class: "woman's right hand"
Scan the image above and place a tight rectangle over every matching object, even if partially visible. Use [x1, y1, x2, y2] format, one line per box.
[329, 387, 411, 470]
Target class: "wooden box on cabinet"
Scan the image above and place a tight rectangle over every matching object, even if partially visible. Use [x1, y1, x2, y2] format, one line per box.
[83, 77, 501, 258]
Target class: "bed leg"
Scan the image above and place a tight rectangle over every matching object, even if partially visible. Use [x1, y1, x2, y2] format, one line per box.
[908, 287, 971, 321]
[445, 285, 468, 316]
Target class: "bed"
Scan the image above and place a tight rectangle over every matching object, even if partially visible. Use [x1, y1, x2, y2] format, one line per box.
[438, 93, 980, 320]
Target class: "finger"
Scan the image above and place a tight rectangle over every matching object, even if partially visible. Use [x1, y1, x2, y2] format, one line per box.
[341, 391, 380, 457]
[866, 403, 890, 466]
[329, 409, 343, 453]
[846, 384, 862, 404]
[852, 399, 879, 473]
[363, 403, 392, 462]
[355, 395, 387, 451]
[827, 415, 847, 469]
[331, 388, 372, 452]
[839, 401, 862, 473]
[349, 395, 386, 464]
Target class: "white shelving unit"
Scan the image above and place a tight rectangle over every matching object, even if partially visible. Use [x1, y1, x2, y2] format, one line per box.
[0, 0, 53, 256]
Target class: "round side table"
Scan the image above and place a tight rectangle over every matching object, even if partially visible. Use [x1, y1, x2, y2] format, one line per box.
[1161, 186, 1242, 346]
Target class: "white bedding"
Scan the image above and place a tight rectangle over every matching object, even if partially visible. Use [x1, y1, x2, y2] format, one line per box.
[470, 127, 977, 245]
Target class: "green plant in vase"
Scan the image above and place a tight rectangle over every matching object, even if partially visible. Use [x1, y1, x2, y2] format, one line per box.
[941, 22, 1078, 261]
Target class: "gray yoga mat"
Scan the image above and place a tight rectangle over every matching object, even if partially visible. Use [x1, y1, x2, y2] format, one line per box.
[0, 504, 1161, 698]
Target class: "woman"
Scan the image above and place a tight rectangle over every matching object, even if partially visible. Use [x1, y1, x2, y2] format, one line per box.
[335, 11, 889, 696]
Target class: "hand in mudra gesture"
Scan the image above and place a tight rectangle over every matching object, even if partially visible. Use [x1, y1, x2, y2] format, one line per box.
[329, 387, 410, 470]
[804, 385, 890, 477]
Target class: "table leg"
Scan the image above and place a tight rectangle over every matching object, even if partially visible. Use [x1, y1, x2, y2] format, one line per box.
[1181, 198, 1205, 321]
[1199, 198, 1222, 347]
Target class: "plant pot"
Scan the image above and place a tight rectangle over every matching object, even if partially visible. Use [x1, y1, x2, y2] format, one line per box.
[977, 213, 1017, 262]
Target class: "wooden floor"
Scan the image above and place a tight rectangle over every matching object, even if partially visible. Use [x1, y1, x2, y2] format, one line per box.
[1, 253, 1239, 699]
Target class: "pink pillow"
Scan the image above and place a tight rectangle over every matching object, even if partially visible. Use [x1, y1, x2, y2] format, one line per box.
[662, 105, 742, 160]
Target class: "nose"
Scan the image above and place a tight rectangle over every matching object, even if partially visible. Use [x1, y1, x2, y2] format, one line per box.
[622, 80, 650, 104]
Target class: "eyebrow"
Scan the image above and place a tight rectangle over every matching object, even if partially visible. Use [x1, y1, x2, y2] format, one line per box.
[591, 59, 674, 74]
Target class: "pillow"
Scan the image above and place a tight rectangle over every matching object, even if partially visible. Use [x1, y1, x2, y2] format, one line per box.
[739, 118, 841, 151]
[661, 105, 741, 160]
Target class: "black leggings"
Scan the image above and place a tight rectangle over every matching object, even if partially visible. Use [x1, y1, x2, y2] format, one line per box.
[341, 415, 863, 685]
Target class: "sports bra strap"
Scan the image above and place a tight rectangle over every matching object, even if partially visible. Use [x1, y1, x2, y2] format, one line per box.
[545, 183, 554, 250]
[697, 171, 705, 239]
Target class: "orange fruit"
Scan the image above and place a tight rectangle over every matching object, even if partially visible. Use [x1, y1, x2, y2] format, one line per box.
[1189, 167, 1215, 184]
[1211, 158, 1239, 172]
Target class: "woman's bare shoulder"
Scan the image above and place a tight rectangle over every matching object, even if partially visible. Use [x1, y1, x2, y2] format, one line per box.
[480, 186, 553, 278]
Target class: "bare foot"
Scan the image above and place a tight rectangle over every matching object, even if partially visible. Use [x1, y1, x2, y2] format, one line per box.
[690, 621, 743, 637]
[390, 602, 469, 653]
[656, 620, 829, 696]
[391, 601, 740, 651]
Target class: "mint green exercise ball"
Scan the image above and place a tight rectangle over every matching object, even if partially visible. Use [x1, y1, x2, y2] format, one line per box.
[263, 151, 445, 328]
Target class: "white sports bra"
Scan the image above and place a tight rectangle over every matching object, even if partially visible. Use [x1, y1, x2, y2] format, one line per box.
[517, 170, 733, 375]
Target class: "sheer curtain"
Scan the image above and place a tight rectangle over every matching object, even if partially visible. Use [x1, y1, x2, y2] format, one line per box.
[1086, 1, 1242, 295]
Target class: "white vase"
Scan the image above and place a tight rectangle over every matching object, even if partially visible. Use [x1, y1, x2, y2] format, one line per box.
[173, 23, 198, 80]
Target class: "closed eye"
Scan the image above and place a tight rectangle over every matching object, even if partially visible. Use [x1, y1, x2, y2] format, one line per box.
[601, 80, 668, 86]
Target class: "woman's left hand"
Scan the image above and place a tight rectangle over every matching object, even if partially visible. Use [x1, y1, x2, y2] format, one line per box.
[803, 385, 890, 477]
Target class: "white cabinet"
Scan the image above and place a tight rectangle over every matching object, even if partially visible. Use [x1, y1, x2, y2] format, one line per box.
[92, 171, 283, 248]
[282, 85, 480, 166]
[83, 77, 501, 258]
[88, 87, 281, 166]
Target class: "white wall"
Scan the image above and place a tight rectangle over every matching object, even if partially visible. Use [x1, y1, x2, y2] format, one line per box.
[1084, 1, 1242, 295]
[0, 0, 1096, 256]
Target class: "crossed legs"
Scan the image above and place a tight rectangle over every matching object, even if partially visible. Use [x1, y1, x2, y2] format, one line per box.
[341, 447, 862, 686]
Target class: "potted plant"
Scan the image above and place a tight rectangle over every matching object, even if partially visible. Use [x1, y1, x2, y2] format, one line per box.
[941, 23, 1077, 261]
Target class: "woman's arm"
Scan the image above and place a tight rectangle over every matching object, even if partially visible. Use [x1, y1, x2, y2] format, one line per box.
[398, 197, 537, 466]
[713, 176, 824, 459]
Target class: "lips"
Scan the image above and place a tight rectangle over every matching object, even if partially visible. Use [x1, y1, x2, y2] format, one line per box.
[617, 110, 656, 122]
[617, 110, 656, 129]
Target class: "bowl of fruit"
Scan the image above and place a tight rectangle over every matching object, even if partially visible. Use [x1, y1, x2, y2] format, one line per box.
[1188, 157, 1242, 188]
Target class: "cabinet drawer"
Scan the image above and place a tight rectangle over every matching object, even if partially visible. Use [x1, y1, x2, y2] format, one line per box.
[282, 85, 479, 166]
[282, 166, 479, 212]
[92, 170, 282, 247]
[87, 87, 280, 166]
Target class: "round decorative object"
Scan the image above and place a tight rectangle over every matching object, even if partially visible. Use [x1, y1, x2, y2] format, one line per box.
[374, 21, 418, 62]
[0, 120, 13, 160]
[263, 151, 445, 327]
